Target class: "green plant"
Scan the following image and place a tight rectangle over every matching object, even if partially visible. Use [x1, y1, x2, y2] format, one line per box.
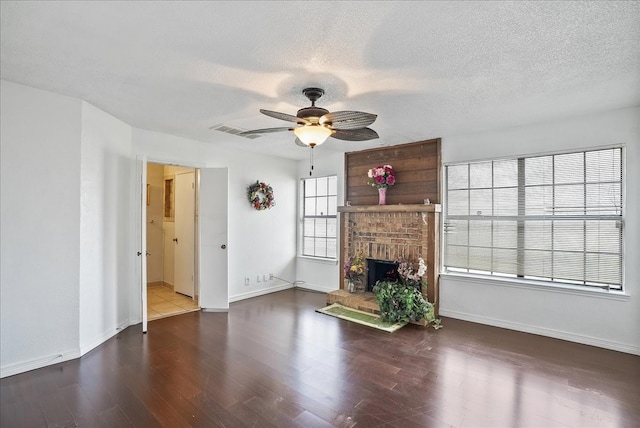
[372, 280, 434, 324]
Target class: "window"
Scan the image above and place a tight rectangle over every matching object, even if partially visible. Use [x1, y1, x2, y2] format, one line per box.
[444, 147, 623, 291]
[301, 175, 338, 258]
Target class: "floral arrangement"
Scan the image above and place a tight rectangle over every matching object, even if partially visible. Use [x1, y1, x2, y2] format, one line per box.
[247, 180, 275, 210]
[344, 251, 365, 280]
[397, 256, 427, 288]
[367, 164, 396, 188]
[373, 256, 440, 328]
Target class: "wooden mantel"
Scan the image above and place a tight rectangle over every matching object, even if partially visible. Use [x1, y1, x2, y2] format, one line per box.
[338, 204, 441, 316]
[338, 204, 441, 213]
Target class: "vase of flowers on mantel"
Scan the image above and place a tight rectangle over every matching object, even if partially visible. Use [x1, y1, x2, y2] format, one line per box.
[367, 164, 395, 205]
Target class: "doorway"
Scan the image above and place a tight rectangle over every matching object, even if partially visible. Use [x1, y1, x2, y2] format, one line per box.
[137, 159, 229, 332]
[145, 163, 199, 320]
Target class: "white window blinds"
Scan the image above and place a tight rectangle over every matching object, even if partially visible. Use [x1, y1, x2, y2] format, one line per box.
[444, 148, 623, 290]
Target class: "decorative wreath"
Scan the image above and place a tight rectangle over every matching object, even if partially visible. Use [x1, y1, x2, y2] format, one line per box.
[247, 180, 275, 210]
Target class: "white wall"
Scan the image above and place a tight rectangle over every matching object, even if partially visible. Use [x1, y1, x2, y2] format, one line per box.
[1, 81, 82, 376]
[295, 151, 345, 292]
[78, 101, 133, 354]
[132, 129, 299, 308]
[440, 106, 640, 355]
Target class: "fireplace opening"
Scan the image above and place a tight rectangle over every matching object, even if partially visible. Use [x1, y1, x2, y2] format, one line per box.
[366, 259, 399, 292]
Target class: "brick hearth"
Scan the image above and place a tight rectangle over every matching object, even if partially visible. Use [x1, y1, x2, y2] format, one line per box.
[327, 290, 381, 315]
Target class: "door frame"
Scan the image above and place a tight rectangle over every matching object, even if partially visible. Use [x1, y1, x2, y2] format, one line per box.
[137, 157, 210, 330]
[136, 156, 148, 332]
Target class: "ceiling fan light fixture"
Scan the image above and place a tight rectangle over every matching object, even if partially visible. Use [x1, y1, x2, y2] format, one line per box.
[236, 87, 378, 148]
[293, 124, 333, 147]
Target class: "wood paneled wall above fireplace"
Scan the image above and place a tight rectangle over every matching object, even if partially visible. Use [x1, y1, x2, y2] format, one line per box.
[344, 138, 441, 206]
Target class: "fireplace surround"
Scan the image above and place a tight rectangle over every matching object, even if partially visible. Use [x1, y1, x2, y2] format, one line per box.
[336, 204, 441, 316]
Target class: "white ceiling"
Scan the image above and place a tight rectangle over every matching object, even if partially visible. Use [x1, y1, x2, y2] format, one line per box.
[1, 1, 638, 160]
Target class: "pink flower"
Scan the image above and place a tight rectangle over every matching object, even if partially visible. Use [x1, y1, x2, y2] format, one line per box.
[367, 164, 396, 188]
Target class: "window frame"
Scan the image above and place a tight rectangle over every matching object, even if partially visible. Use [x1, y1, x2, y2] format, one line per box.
[299, 175, 338, 260]
[443, 145, 625, 292]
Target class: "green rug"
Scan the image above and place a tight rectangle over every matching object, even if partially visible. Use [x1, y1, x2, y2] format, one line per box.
[316, 303, 407, 333]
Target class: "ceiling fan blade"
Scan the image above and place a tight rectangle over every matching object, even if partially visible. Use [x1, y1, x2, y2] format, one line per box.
[260, 109, 310, 125]
[238, 127, 292, 136]
[320, 111, 377, 130]
[294, 137, 307, 147]
[331, 127, 379, 141]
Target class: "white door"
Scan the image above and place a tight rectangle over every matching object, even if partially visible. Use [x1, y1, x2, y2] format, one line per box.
[174, 172, 195, 297]
[136, 156, 148, 333]
[199, 168, 229, 310]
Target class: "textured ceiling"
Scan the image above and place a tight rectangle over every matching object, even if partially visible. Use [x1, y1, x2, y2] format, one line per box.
[1, 1, 639, 160]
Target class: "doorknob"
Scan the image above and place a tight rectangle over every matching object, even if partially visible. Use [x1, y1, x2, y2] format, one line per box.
[173, 238, 178, 244]
[221, 244, 226, 249]
[146, 251, 151, 256]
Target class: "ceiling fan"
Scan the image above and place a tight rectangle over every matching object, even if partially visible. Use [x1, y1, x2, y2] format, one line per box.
[239, 87, 379, 148]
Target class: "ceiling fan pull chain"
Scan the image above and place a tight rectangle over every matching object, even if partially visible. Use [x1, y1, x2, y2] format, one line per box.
[309, 147, 314, 176]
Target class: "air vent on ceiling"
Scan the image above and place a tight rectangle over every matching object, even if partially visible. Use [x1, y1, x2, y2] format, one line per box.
[209, 124, 261, 139]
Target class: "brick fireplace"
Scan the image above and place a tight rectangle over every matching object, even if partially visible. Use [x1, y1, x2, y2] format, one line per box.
[329, 138, 442, 318]
[332, 204, 441, 316]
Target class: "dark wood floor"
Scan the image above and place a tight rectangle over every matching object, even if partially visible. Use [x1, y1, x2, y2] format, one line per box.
[2, 289, 639, 428]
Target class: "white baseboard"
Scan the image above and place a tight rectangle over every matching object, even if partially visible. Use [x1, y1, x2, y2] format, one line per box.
[79, 320, 131, 355]
[229, 283, 293, 303]
[1, 347, 81, 379]
[294, 283, 335, 294]
[227, 282, 329, 303]
[2, 319, 134, 379]
[440, 309, 640, 356]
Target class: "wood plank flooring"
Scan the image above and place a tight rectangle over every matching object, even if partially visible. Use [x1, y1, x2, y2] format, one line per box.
[1, 289, 638, 427]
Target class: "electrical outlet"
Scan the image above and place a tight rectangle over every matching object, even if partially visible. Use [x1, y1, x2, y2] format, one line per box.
[263, 274, 268, 282]
[269, 273, 274, 280]
[257, 275, 261, 282]
[244, 277, 250, 286]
